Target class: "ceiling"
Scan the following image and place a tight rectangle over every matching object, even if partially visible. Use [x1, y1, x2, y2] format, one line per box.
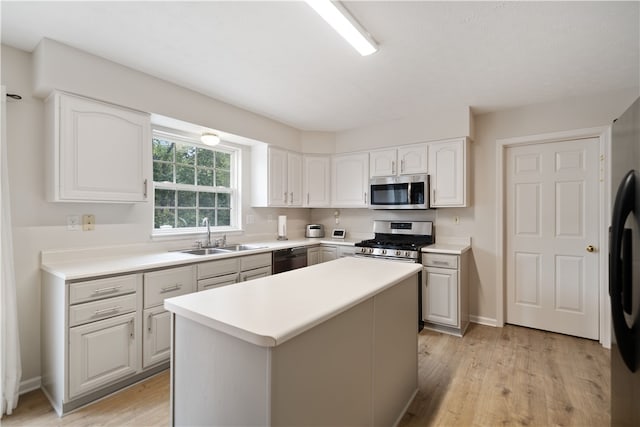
[2, 1, 639, 132]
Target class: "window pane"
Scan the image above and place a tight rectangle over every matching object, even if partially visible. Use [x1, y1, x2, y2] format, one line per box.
[177, 209, 197, 228]
[176, 165, 195, 185]
[197, 148, 214, 168]
[217, 193, 230, 208]
[217, 209, 231, 226]
[216, 169, 230, 187]
[176, 145, 196, 165]
[199, 209, 214, 223]
[177, 191, 196, 207]
[155, 189, 175, 207]
[215, 152, 231, 170]
[155, 208, 175, 229]
[197, 168, 214, 186]
[153, 139, 174, 162]
[153, 162, 173, 182]
[199, 192, 215, 207]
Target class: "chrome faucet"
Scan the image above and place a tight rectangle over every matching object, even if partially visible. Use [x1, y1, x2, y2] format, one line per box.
[202, 217, 212, 247]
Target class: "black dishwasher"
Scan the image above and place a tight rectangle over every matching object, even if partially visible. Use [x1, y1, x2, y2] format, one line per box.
[272, 247, 308, 274]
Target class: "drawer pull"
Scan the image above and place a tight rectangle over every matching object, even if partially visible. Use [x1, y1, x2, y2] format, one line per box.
[93, 306, 122, 317]
[92, 285, 122, 295]
[432, 261, 449, 266]
[161, 283, 182, 293]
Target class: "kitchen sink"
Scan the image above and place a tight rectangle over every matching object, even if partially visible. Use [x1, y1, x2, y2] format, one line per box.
[218, 244, 267, 251]
[180, 248, 232, 255]
[180, 244, 267, 255]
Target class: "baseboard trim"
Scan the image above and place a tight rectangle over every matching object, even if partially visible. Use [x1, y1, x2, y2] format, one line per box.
[469, 315, 498, 327]
[19, 376, 42, 395]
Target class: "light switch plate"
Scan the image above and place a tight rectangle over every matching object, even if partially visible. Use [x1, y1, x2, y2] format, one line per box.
[83, 214, 95, 231]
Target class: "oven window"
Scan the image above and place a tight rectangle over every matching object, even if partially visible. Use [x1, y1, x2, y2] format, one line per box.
[371, 183, 409, 205]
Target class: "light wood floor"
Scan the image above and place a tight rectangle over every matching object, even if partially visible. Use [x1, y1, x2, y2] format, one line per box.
[2, 324, 609, 426]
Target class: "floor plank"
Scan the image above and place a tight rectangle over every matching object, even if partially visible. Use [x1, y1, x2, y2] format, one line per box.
[1, 324, 609, 426]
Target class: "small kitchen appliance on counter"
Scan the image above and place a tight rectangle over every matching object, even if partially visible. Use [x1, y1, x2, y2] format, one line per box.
[305, 224, 325, 238]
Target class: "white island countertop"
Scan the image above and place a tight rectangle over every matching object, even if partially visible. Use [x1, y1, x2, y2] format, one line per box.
[164, 257, 422, 347]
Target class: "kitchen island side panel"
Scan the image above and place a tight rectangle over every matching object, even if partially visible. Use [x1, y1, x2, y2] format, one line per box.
[172, 316, 271, 426]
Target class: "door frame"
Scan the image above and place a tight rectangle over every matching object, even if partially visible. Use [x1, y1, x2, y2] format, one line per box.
[495, 126, 611, 347]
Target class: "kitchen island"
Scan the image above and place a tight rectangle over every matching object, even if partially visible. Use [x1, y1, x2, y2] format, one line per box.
[164, 257, 422, 426]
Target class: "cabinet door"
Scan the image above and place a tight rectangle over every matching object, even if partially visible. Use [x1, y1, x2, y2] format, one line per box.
[331, 153, 369, 207]
[370, 149, 397, 177]
[69, 312, 137, 398]
[239, 266, 272, 282]
[303, 155, 331, 207]
[55, 92, 150, 202]
[337, 246, 355, 258]
[422, 267, 458, 327]
[398, 144, 428, 175]
[428, 139, 467, 207]
[287, 152, 303, 206]
[307, 247, 320, 265]
[320, 246, 338, 263]
[143, 306, 171, 368]
[268, 147, 288, 206]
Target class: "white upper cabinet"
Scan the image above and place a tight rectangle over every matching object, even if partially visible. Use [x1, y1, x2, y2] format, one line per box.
[303, 155, 331, 207]
[331, 152, 369, 207]
[370, 144, 428, 177]
[251, 146, 302, 207]
[46, 91, 151, 202]
[428, 137, 469, 207]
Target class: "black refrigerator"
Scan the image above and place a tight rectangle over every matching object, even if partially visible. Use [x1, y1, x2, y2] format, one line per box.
[610, 96, 640, 426]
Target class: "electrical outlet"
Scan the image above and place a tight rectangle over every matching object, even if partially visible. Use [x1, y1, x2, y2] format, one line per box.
[67, 215, 80, 231]
[83, 214, 95, 231]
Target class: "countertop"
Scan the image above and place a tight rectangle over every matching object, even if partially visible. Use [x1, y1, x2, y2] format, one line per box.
[164, 257, 422, 347]
[422, 243, 471, 255]
[41, 238, 358, 281]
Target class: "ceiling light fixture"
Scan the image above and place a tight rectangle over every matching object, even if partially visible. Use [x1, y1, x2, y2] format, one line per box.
[305, 0, 378, 56]
[200, 132, 220, 146]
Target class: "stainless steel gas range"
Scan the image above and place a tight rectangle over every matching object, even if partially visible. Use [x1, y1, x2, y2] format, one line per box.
[355, 220, 434, 331]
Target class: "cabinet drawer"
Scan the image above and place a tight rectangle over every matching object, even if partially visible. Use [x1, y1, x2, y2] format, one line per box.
[423, 253, 458, 269]
[240, 253, 272, 271]
[197, 258, 239, 280]
[144, 266, 196, 308]
[69, 275, 138, 305]
[239, 265, 271, 282]
[69, 293, 137, 327]
[198, 273, 239, 291]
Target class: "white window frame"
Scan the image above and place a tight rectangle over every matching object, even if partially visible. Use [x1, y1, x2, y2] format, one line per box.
[151, 129, 241, 237]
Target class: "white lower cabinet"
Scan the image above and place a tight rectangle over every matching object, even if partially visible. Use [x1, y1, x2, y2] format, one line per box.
[143, 306, 172, 368]
[421, 251, 469, 336]
[69, 312, 138, 399]
[320, 246, 338, 263]
[240, 265, 271, 282]
[307, 246, 320, 265]
[142, 265, 196, 368]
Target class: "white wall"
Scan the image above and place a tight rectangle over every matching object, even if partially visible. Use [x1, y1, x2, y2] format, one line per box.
[1, 43, 311, 386]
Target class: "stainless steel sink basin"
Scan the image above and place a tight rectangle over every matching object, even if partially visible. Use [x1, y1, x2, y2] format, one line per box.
[218, 244, 267, 252]
[181, 248, 232, 255]
[179, 244, 267, 255]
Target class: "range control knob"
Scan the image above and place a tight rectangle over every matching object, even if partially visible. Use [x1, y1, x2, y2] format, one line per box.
[381, 249, 387, 255]
[368, 248, 373, 254]
[405, 251, 411, 257]
[395, 250, 401, 256]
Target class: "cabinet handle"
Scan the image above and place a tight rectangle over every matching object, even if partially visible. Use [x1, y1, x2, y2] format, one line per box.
[129, 319, 134, 339]
[290, 192, 293, 204]
[364, 192, 368, 204]
[147, 313, 152, 332]
[401, 160, 405, 173]
[161, 283, 182, 293]
[143, 179, 148, 198]
[92, 285, 122, 295]
[432, 260, 449, 266]
[307, 193, 310, 205]
[284, 192, 288, 204]
[392, 161, 396, 175]
[94, 306, 121, 317]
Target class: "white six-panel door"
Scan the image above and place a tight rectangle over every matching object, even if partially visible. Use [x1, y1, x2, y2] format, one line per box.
[506, 138, 599, 339]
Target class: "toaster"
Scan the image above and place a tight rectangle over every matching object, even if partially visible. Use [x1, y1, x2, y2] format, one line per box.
[305, 224, 325, 238]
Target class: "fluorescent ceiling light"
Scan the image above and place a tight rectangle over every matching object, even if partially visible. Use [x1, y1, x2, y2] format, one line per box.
[200, 132, 220, 146]
[305, 0, 378, 56]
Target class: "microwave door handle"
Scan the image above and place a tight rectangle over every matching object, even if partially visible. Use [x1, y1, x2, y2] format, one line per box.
[407, 182, 412, 204]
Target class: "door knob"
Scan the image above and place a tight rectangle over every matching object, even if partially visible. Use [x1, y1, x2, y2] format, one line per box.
[586, 245, 596, 253]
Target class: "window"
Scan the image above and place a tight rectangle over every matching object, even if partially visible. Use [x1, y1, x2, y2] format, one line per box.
[152, 130, 239, 234]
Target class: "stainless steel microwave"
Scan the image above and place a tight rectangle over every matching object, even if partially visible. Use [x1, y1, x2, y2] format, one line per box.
[369, 174, 430, 209]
